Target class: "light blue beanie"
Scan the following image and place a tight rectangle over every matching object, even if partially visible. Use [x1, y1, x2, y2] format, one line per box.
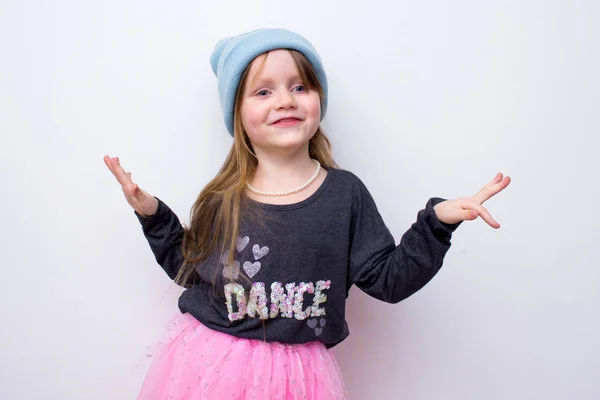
[209, 28, 328, 136]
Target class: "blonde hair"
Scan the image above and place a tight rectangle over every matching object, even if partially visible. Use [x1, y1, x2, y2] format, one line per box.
[176, 49, 337, 288]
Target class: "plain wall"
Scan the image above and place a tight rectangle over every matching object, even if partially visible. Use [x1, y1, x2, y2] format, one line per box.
[1, 0, 598, 399]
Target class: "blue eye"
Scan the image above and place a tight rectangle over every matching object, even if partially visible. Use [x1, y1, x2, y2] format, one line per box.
[293, 85, 306, 93]
[256, 90, 269, 96]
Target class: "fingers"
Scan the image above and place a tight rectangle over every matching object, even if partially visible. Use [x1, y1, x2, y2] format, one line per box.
[461, 198, 500, 229]
[473, 172, 511, 204]
[472, 173, 501, 203]
[104, 155, 134, 186]
[464, 209, 478, 220]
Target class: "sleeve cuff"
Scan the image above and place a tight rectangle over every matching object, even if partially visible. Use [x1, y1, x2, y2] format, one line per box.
[134, 196, 166, 229]
[426, 197, 463, 234]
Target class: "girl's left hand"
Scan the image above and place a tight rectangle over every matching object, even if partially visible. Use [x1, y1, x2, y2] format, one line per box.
[433, 172, 511, 229]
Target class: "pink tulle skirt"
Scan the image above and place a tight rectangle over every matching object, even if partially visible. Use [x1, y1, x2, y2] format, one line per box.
[137, 313, 348, 399]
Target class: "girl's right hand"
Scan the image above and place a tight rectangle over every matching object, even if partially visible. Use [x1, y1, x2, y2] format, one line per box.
[103, 155, 159, 217]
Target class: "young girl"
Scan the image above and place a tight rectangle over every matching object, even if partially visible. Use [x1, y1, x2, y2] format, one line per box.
[104, 28, 510, 400]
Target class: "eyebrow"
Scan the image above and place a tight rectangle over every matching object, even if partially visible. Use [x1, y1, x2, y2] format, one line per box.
[249, 74, 303, 89]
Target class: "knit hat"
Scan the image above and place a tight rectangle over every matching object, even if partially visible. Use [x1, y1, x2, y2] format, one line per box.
[209, 28, 328, 136]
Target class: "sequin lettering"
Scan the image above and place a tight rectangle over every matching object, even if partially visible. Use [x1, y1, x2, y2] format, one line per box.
[224, 283, 247, 321]
[269, 282, 296, 318]
[293, 282, 315, 320]
[311, 280, 331, 317]
[224, 280, 331, 321]
[246, 282, 269, 320]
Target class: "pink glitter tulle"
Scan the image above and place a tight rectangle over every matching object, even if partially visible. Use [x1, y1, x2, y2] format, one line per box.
[137, 313, 348, 399]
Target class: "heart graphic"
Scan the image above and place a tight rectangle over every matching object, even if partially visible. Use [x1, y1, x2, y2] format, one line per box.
[219, 250, 230, 264]
[222, 261, 240, 279]
[236, 236, 249, 252]
[252, 244, 269, 260]
[307, 318, 326, 336]
[243, 261, 261, 278]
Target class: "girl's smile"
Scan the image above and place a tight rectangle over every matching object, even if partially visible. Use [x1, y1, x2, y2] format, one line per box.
[271, 117, 303, 127]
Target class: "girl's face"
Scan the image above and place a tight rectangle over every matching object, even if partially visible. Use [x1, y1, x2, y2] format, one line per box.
[240, 50, 321, 158]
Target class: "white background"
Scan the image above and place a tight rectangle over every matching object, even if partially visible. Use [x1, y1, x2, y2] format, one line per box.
[1, 0, 598, 399]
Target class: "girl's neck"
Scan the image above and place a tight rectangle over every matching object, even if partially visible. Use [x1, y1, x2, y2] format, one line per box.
[247, 151, 327, 205]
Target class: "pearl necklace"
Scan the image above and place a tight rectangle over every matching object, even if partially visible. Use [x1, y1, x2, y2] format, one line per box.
[247, 160, 321, 197]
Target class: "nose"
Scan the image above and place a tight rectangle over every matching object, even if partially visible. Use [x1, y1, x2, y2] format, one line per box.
[275, 89, 297, 110]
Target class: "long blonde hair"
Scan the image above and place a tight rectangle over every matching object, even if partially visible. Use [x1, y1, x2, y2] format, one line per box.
[176, 49, 337, 288]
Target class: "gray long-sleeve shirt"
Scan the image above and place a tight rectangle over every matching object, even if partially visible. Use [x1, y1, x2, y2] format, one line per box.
[135, 168, 461, 348]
